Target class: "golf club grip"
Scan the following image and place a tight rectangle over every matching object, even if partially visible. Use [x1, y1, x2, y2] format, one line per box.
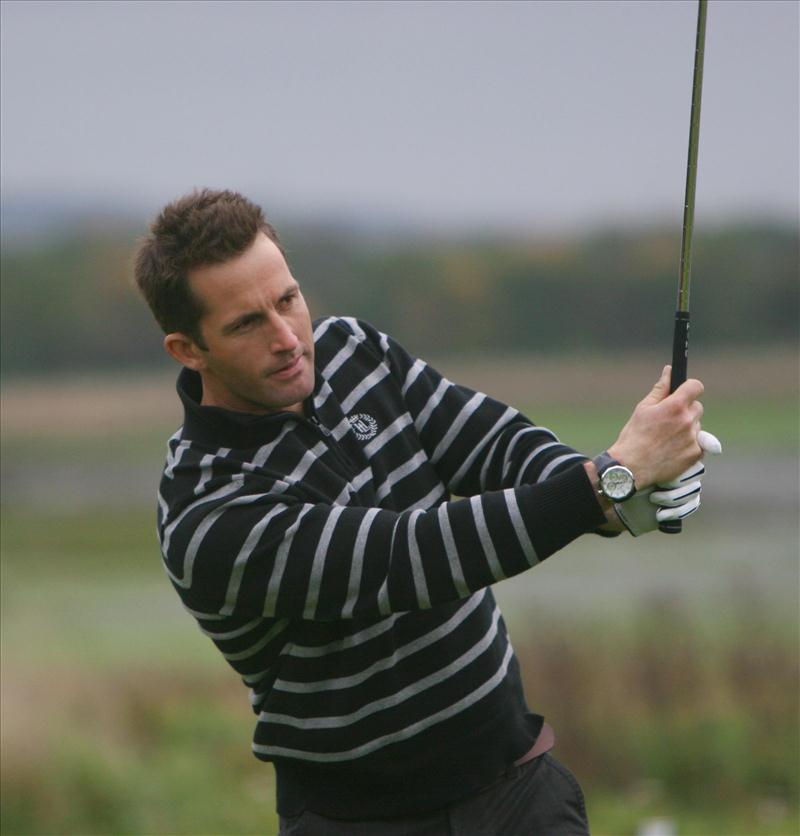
[659, 311, 690, 533]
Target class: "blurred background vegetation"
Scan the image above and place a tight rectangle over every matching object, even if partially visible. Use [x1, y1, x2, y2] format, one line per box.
[1, 215, 797, 376]
[1, 209, 798, 835]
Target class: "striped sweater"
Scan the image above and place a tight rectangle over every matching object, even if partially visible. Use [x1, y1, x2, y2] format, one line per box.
[157, 316, 607, 818]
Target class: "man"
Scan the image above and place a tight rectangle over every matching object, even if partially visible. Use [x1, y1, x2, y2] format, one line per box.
[135, 189, 718, 835]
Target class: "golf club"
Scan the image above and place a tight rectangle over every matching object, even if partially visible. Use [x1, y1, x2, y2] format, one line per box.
[660, 0, 708, 534]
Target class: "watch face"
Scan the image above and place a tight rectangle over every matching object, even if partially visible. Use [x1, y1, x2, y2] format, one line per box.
[601, 465, 635, 501]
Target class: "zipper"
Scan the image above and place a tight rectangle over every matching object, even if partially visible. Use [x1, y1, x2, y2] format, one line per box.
[309, 414, 331, 437]
[306, 414, 360, 480]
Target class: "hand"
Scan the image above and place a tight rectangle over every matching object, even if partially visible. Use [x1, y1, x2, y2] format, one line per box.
[608, 365, 706, 490]
[614, 459, 703, 536]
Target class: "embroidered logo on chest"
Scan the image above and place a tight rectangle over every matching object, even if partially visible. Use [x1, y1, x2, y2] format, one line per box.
[347, 413, 379, 442]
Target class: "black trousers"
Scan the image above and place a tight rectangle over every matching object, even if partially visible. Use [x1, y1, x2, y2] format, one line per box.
[278, 753, 590, 836]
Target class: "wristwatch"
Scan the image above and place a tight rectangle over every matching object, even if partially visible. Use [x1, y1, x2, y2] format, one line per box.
[593, 451, 636, 502]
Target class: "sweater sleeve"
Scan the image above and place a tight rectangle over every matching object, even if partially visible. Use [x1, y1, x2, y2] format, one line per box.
[159, 443, 606, 624]
[354, 318, 589, 495]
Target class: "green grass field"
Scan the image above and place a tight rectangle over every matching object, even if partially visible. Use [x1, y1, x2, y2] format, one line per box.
[2, 353, 797, 835]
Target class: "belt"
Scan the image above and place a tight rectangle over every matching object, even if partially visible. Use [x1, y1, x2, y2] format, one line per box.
[513, 721, 556, 767]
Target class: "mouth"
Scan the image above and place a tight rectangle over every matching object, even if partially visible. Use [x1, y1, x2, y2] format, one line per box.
[270, 353, 304, 380]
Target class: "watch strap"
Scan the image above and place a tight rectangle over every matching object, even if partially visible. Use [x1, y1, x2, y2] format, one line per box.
[592, 450, 619, 476]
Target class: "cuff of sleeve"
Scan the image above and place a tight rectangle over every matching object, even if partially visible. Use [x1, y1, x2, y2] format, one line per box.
[519, 462, 610, 561]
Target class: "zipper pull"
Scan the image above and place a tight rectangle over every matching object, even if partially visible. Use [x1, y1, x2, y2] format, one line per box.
[310, 415, 331, 437]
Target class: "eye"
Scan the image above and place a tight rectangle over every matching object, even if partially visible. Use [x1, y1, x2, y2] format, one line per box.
[279, 291, 298, 310]
[233, 315, 259, 332]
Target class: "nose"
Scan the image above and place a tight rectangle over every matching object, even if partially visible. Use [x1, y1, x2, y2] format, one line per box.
[269, 314, 299, 355]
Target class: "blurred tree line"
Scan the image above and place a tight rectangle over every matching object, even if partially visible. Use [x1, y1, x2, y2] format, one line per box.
[1, 219, 796, 377]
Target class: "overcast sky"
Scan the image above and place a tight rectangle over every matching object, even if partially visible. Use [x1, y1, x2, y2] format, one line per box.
[1, 0, 798, 232]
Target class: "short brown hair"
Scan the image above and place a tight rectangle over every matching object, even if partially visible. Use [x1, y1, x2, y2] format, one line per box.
[135, 189, 284, 346]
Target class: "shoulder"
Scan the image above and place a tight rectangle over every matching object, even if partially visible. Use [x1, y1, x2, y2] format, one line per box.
[313, 315, 381, 344]
[312, 317, 421, 390]
[313, 316, 392, 359]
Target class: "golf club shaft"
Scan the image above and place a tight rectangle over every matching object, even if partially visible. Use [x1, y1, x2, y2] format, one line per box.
[660, 0, 707, 534]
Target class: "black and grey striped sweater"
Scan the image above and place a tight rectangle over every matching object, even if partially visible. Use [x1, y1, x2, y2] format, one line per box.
[157, 316, 606, 818]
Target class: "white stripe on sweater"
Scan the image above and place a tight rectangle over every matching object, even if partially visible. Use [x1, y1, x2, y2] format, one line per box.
[437, 502, 469, 597]
[199, 617, 263, 640]
[252, 425, 295, 468]
[312, 316, 337, 341]
[407, 509, 430, 609]
[514, 441, 561, 487]
[263, 504, 315, 617]
[303, 506, 347, 619]
[409, 483, 447, 512]
[341, 508, 382, 619]
[161, 476, 246, 584]
[164, 438, 191, 479]
[253, 641, 514, 762]
[375, 450, 429, 502]
[501, 426, 556, 482]
[288, 611, 400, 658]
[274, 591, 486, 693]
[321, 334, 362, 381]
[431, 392, 486, 464]
[470, 496, 506, 581]
[537, 453, 585, 482]
[401, 358, 426, 396]
[502, 489, 538, 566]
[264, 605, 502, 729]
[221, 619, 289, 662]
[479, 433, 505, 491]
[341, 364, 391, 414]
[339, 317, 367, 341]
[288, 441, 329, 483]
[175, 491, 270, 590]
[364, 413, 413, 459]
[451, 406, 517, 488]
[222, 504, 289, 614]
[414, 378, 451, 434]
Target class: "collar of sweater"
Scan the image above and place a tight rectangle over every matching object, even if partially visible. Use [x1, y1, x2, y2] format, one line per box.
[176, 366, 324, 449]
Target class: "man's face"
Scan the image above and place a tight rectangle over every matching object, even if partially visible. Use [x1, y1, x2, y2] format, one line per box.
[184, 232, 315, 415]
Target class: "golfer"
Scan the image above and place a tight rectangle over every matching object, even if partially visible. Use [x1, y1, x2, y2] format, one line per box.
[135, 189, 719, 835]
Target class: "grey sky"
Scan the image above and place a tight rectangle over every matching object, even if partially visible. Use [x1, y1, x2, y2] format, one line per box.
[1, 0, 798, 232]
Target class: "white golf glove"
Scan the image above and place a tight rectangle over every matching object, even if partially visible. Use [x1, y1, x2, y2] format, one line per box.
[614, 430, 722, 537]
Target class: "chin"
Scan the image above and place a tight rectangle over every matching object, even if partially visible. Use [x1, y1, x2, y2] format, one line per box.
[296, 377, 316, 406]
[275, 375, 314, 412]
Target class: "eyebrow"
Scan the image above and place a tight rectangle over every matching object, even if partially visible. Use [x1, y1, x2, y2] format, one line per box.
[220, 283, 301, 335]
[221, 310, 265, 335]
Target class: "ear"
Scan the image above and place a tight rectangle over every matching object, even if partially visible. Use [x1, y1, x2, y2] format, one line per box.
[163, 332, 207, 371]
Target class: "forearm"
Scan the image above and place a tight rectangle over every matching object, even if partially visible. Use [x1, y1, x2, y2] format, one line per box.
[164, 464, 607, 622]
